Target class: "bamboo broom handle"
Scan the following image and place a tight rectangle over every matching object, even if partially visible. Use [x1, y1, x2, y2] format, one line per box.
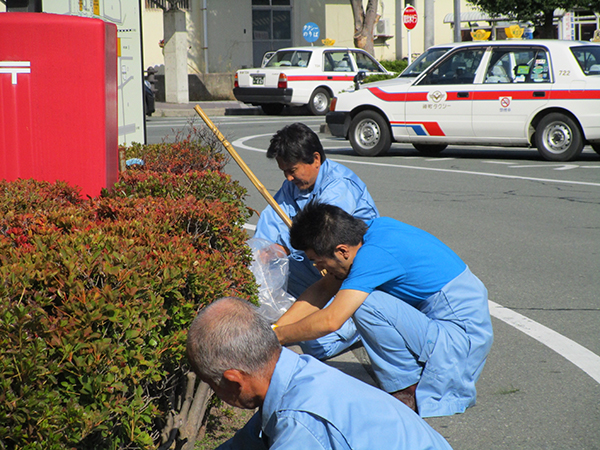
[194, 105, 292, 228]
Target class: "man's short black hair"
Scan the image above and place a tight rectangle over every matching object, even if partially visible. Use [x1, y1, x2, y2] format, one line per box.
[266, 123, 326, 165]
[290, 202, 368, 257]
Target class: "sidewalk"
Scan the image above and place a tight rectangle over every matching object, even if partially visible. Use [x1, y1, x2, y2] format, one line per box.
[154, 100, 261, 118]
[153, 100, 332, 132]
[153, 100, 313, 118]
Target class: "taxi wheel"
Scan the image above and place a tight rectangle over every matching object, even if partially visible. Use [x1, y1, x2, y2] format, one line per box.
[261, 103, 284, 115]
[413, 144, 448, 155]
[308, 88, 331, 115]
[349, 110, 391, 156]
[535, 113, 583, 161]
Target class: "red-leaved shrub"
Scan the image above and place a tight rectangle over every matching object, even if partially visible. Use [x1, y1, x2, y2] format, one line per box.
[0, 137, 257, 449]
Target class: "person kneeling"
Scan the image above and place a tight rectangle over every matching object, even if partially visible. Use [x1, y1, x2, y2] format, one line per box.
[187, 297, 453, 450]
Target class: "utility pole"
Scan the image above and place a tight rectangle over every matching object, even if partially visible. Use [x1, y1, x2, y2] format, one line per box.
[453, 0, 462, 42]
[424, 0, 434, 50]
[164, 6, 189, 103]
[395, 0, 404, 60]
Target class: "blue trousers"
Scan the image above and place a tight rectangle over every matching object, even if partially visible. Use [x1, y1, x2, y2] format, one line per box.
[353, 267, 493, 417]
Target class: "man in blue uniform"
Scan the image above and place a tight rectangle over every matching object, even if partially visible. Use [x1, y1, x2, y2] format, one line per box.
[274, 202, 493, 418]
[186, 296, 454, 450]
[253, 123, 379, 359]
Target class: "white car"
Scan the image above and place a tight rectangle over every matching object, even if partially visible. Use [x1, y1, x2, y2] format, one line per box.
[233, 46, 388, 115]
[326, 40, 600, 161]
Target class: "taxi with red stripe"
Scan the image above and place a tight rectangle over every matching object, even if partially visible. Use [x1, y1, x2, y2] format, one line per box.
[233, 46, 388, 115]
[326, 40, 600, 161]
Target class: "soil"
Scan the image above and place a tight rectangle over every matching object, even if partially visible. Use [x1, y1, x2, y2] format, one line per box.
[194, 402, 257, 449]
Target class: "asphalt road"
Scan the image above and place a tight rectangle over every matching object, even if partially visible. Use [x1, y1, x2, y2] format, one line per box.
[146, 114, 600, 450]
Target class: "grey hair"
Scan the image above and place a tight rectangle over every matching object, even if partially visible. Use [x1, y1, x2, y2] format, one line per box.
[186, 297, 281, 386]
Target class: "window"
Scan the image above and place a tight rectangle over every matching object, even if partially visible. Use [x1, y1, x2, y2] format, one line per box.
[266, 50, 312, 68]
[252, 0, 292, 67]
[528, 50, 550, 83]
[252, 8, 291, 40]
[253, 10, 271, 40]
[571, 45, 600, 76]
[252, 0, 290, 4]
[399, 47, 451, 78]
[484, 48, 550, 84]
[324, 51, 352, 72]
[514, 50, 549, 83]
[272, 10, 291, 40]
[420, 48, 485, 85]
[485, 50, 515, 83]
[352, 51, 384, 73]
[145, 0, 189, 9]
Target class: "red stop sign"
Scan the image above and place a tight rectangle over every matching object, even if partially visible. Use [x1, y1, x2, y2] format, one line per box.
[403, 6, 418, 30]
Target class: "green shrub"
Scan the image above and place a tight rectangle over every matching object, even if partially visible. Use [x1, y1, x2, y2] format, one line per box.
[364, 59, 408, 83]
[0, 137, 257, 449]
[380, 59, 409, 74]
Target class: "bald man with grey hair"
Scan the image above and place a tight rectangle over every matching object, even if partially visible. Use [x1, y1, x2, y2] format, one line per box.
[186, 297, 453, 450]
[187, 297, 280, 389]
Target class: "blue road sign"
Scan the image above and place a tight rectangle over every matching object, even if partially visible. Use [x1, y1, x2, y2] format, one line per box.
[303, 22, 320, 43]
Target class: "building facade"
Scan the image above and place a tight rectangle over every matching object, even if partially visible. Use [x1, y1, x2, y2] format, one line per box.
[142, 0, 485, 76]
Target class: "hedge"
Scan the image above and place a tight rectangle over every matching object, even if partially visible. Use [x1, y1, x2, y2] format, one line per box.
[0, 133, 257, 449]
[364, 58, 409, 83]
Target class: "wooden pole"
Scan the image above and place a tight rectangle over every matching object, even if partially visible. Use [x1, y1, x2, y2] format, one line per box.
[194, 105, 292, 228]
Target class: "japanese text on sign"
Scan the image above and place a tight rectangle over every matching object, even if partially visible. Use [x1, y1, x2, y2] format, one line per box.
[403, 6, 418, 30]
[303, 22, 320, 43]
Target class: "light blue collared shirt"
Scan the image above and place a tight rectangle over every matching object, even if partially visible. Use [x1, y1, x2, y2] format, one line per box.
[217, 348, 453, 450]
[254, 158, 379, 258]
[254, 159, 379, 298]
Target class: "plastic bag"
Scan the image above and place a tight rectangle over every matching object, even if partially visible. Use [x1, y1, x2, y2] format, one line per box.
[248, 238, 296, 322]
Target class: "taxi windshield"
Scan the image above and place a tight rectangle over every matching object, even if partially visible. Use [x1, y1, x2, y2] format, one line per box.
[399, 47, 451, 78]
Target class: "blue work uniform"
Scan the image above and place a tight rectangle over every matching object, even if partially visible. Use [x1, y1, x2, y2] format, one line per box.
[341, 218, 494, 418]
[254, 159, 379, 359]
[216, 348, 454, 450]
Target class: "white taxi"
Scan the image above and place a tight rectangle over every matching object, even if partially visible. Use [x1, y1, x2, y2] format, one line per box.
[233, 46, 388, 115]
[326, 40, 600, 161]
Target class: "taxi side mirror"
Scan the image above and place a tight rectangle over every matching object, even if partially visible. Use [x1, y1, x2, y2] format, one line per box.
[354, 70, 367, 89]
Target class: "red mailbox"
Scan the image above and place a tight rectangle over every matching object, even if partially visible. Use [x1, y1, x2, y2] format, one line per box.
[0, 13, 118, 198]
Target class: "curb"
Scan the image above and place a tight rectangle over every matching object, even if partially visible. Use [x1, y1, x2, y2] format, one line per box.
[153, 102, 263, 118]
[154, 107, 264, 118]
[152, 102, 322, 118]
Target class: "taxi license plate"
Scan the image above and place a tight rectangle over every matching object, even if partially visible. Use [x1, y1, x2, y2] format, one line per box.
[252, 76, 265, 85]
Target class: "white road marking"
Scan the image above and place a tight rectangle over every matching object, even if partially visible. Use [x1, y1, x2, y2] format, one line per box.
[337, 159, 600, 187]
[489, 300, 600, 384]
[509, 164, 580, 170]
[232, 134, 600, 188]
[232, 133, 600, 384]
[551, 165, 580, 171]
[231, 134, 273, 150]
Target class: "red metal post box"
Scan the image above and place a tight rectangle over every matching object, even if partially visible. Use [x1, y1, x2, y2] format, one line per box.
[0, 12, 118, 198]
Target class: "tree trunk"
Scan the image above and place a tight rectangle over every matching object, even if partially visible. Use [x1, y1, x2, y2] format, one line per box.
[159, 371, 213, 450]
[537, 9, 557, 39]
[350, 0, 379, 56]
